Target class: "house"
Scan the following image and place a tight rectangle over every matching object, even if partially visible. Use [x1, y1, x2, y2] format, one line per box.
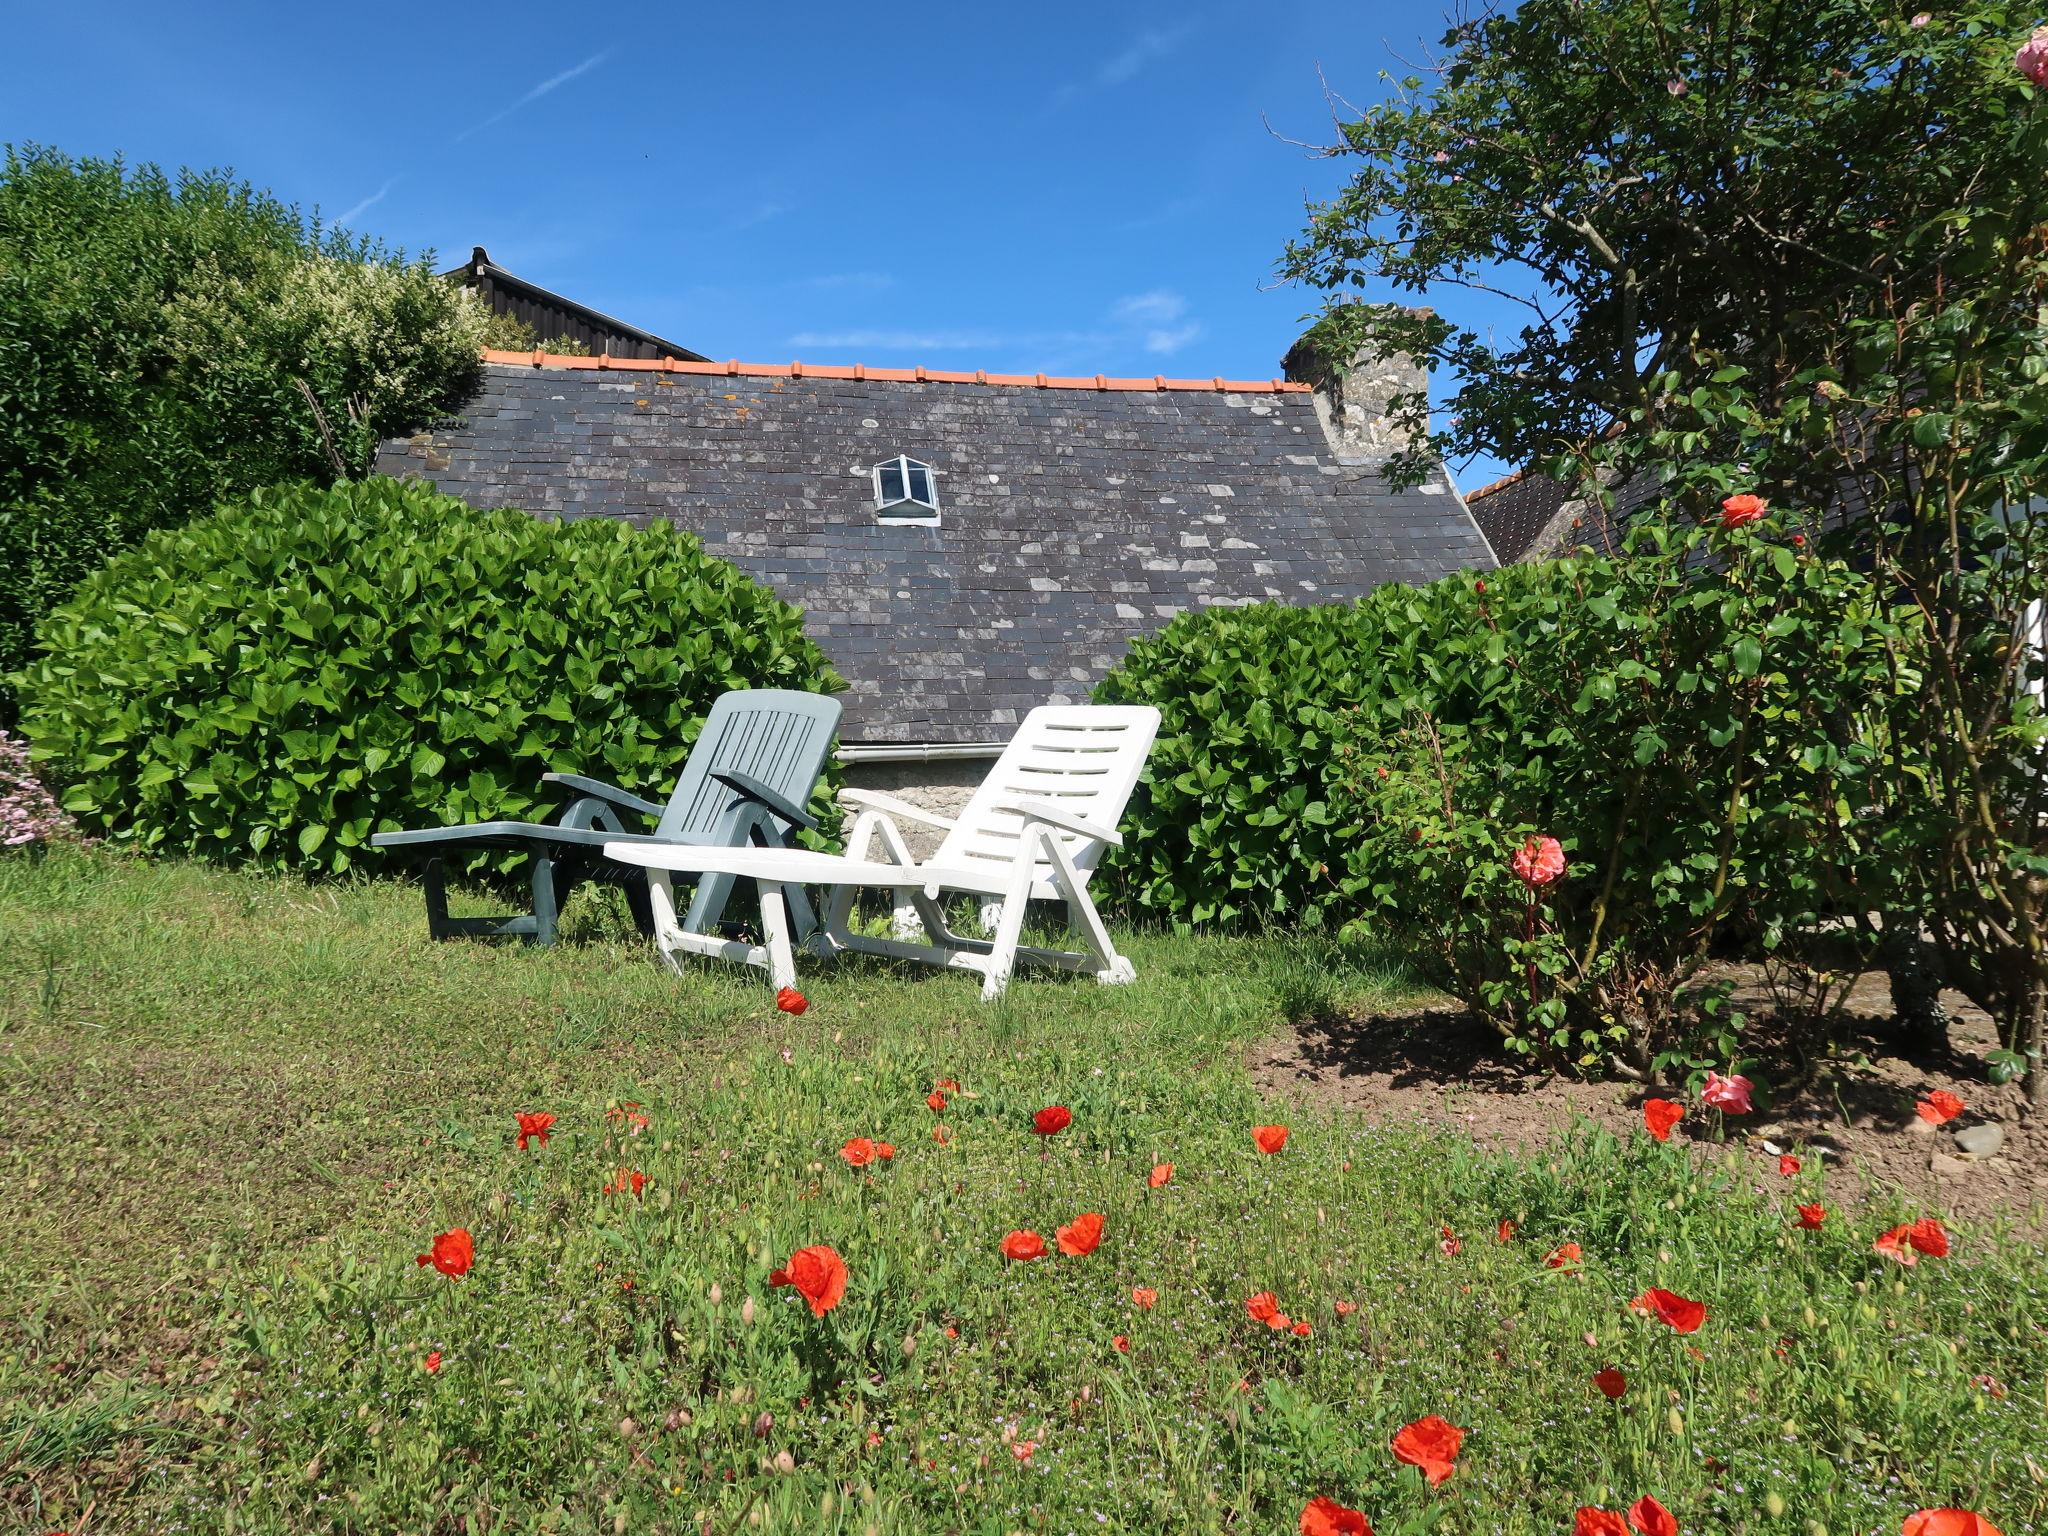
[447, 247, 706, 363]
[376, 324, 1495, 826]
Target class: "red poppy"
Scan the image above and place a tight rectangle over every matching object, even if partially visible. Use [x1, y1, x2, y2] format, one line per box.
[1546, 1242, 1583, 1269]
[1245, 1291, 1281, 1324]
[1001, 1229, 1047, 1262]
[604, 1168, 648, 1198]
[1438, 1226, 1462, 1257]
[1390, 1415, 1464, 1487]
[1292, 1319, 1313, 1337]
[1904, 1512, 2004, 1536]
[1720, 492, 1767, 528]
[840, 1137, 879, 1167]
[1629, 1495, 1677, 1536]
[1496, 1219, 1516, 1243]
[1132, 1286, 1158, 1309]
[513, 1112, 554, 1151]
[1266, 1311, 1293, 1331]
[1575, 1511, 1629, 1536]
[1642, 1099, 1684, 1142]
[934, 1077, 960, 1092]
[768, 1244, 847, 1316]
[1056, 1212, 1105, 1257]
[1702, 1071, 1754, 1114]
[1334, 1299, 1358, 1316]
[775, 986, 808, 1015]
[1113, 1333, 1130, 1352]
[1777, 1153, 1801, 1177]
[1631, 1288, 1706, 1333]
[1874, 1225, 1918, 1264]
[1011, 1440, 1037, 1463]
[1252, 1124, 1289, 1155]
[423, 1350, 442, 1373]
[876, 1142, 896, 1160]
[1796, 1203, 1827, 1230]
[1593, 1366, 1627, 1399]
[931, 1123, 952, 1145]
[1301, 1496, 1372, 1536]
[1032, 1105, 1073, 1136]
[1916, 1090, 1965, 1125]
[416, 1228, 474, 1279]
[1908, 1217, 1950, 1257]
[927, 1090, 948, 1112]
[1512, 834, 1566, 887]
[1148, 1162, 1174, 1187]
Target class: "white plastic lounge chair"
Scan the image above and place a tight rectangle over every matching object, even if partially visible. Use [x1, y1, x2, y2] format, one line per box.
[605, 704, 1160, 1000]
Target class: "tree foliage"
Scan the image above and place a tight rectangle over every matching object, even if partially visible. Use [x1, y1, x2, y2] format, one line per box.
[0, 146, 488, 714]
[1285, 0, 2048, 1097]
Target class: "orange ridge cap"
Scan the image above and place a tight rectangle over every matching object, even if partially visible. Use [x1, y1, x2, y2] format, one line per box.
[478, 349, 1312, 393]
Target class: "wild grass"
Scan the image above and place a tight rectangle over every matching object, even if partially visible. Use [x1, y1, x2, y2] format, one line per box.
[0, 848, 2038, 1535]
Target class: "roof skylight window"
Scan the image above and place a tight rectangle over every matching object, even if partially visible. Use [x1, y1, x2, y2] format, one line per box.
[874, 455, 940, 521]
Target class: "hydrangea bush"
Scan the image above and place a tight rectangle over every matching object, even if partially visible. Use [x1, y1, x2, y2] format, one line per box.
[0, 729, 72, 848]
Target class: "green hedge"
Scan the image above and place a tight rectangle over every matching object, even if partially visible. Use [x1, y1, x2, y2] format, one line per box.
[15, 478, 843, 875]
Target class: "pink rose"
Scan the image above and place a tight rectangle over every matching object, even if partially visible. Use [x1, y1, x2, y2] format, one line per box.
[2019, 26, 2048, 85]
[1511, 835, 1566, 888]
[1702, 1071, 1754, 1115]
[1666, 78, 1689, 96]
[1909, 12, 1930, 25]
[1720, 493, 1767, 529]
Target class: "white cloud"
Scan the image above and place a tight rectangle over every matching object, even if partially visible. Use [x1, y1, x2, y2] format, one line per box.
[455, 49, 614, 142]
[1142, 323, 1202, 356]
[333, 177, 398, 229]
[1052, 23, 1197, 104]
[1112, 290, 1189, 327]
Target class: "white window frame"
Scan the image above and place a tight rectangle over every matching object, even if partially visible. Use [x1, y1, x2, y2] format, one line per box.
[872, 455, 941, 523]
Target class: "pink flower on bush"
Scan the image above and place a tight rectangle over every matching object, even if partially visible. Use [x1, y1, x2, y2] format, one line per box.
[2017, 26, 2048, 85]
[1909, 12, 1930, 25]
[1666, 78, 1688, 96]
[0, 732, 74, 848]
[1512, 835, 1566, 888]
[1702, 1071, 1754, 1114]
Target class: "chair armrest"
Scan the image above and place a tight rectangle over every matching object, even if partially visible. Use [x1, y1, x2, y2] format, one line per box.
[711, 769, 819, 832]
[541, 772, 663, 821]
[994, 796, 1123, 848]
[839, 788, 959, 831]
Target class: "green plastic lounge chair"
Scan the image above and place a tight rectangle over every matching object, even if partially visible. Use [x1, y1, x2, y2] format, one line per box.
[370, 688, 842, 946]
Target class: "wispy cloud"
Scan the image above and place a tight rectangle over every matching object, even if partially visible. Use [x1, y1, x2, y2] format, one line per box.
[1141, 323, 1202, 356]
[333, 177, 398, 229]
[721, 199, 790, 235]
[1112, 290, 1188, 327]
[1051, 22, 1198, 106]
[801, 271, 895, 292]
[455, 49, 614, 142]
[788, 290, 1205, 364]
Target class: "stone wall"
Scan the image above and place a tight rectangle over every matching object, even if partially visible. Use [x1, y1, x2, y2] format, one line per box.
[837, 756, 996, 858]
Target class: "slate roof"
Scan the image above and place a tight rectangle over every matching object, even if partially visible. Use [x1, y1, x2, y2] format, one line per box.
[1462, 468, 1574, 563]
[376, 354, 1496, 745]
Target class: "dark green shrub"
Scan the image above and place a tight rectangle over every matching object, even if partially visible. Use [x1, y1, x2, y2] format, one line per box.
[1100, 514, 1910, 1079]
[0, 145, 487, 717]
[15, 478, 842, 876]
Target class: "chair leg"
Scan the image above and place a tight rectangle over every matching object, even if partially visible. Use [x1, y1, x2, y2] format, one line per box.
[531, 852, 561, 947]
[979, 852, 1039, 1002]
[423, 858, 453, 940]
[757, 881, 798, 992]
[682, 870, 735, 935]
[1044, 836, 1136, 985]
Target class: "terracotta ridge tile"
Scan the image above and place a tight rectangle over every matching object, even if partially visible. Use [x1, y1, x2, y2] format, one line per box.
[478, 349, 1312, 393]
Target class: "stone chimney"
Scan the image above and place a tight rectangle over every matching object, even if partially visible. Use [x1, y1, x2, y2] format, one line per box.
[1281, 306, 1433, 467]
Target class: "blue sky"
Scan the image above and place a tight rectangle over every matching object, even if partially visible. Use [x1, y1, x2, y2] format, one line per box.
[4, 1, 1517, 488]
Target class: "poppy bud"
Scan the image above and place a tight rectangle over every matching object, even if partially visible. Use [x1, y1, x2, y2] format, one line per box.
[902, 1332, 918, 1357]
[1807, 1523, 1829, 1536]
[1766, 1491, 1787, 1519]
[741, 1295, 756, 1326]
[774, 1449, 797, 1475]
[618, 1416, 639, 1439]
[752, 1411, 774, 1438]
[664, 1406, 693, 1432]
[1666, 1407, 1686, 1435]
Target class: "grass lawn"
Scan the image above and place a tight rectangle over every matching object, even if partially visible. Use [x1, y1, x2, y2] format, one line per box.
[1, 848, 2040, 1535]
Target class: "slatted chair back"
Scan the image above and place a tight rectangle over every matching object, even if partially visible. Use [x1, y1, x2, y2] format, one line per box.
[932, 705, 1160, 883]
[653, 689, 843, 841]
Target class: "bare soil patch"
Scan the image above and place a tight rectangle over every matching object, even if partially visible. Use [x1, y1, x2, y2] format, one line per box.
[1251, 967, 2046, 1232]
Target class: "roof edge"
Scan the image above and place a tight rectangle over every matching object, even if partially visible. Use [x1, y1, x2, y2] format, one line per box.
[481, 349, 1313, 394]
